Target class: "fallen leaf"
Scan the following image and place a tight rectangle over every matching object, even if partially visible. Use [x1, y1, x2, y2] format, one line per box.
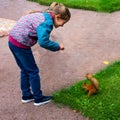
[73, 110, 77, 113]
[103, 61, 109, 65]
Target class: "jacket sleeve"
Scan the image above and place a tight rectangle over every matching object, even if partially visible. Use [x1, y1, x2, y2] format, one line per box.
[36, 21, 60, 52]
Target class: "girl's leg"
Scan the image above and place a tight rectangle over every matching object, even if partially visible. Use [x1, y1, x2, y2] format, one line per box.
[9, 42, 32, 97]
[8, 41, 43, 100]
[20, 69, 32, 97]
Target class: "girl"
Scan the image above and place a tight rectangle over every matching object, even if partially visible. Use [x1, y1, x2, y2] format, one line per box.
[8, 2, 71, 106]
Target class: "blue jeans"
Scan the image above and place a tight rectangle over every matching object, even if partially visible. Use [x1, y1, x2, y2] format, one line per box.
[8, 41, 43, 100]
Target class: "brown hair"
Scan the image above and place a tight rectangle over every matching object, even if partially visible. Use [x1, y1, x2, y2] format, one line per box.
[47, 2, 71, 21]
[29, 2, 71, 21]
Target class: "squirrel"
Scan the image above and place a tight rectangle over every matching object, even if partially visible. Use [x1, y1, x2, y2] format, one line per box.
[82, 73, 99, 97]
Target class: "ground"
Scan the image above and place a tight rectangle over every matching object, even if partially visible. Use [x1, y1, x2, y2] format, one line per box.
[0, 0, 120, 120]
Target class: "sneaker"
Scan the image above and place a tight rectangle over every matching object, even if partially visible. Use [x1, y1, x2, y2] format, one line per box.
[34, 96, 52, 106]
[21, 95, 34, 103]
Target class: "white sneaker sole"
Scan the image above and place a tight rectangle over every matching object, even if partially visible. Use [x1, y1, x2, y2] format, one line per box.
[34, 100, 51, 106]
[21, 99, 34, 103]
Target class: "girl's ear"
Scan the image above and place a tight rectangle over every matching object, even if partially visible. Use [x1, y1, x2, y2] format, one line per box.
[55, 14, 61, 19]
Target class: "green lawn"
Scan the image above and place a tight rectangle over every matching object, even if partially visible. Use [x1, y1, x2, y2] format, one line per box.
[53, 61, 120, 120]
[28, 0, 120, 12]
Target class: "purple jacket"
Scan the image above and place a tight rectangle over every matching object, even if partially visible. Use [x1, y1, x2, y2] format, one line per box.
[9, 12, 60, 51]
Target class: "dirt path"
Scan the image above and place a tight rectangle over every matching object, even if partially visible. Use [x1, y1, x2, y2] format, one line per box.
[0, 0, 120, 120]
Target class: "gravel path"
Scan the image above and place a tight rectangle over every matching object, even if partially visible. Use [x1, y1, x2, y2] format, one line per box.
[0, 0, 120, 120]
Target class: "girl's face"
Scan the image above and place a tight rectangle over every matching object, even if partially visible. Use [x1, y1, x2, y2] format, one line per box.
[53, 14, 68, 28]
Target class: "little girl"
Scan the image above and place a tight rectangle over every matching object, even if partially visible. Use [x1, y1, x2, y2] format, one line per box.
[8, 2, 71, 106]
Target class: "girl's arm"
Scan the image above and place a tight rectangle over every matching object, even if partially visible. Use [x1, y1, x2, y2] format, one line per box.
[37, 21, 60, 51]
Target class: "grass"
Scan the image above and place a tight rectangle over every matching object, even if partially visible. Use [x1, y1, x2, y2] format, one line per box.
[53, 61, 120, 120]
[28, 0, 120, 12]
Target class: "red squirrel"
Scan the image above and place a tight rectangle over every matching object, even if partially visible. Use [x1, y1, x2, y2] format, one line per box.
[82, 73, 99, 97]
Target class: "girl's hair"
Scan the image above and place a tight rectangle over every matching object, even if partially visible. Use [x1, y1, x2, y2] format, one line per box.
[47, 2, 71, 21]
[29, 2, 71, 21]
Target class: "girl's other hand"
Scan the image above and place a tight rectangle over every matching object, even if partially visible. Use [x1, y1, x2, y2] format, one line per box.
[59, 43, 64, 50]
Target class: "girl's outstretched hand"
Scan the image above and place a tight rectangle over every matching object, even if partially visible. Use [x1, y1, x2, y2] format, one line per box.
[59, 43, 64, 50]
